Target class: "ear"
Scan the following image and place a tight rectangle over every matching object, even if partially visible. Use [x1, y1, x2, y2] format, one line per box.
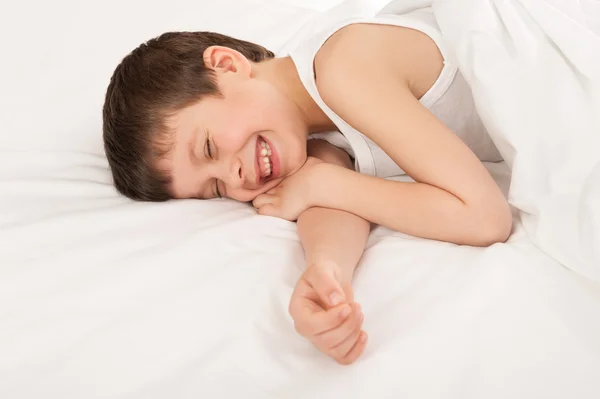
[203, 46, 252, 77]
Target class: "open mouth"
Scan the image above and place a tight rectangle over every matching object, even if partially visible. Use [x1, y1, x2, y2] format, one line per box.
[256, 136, 273, 181]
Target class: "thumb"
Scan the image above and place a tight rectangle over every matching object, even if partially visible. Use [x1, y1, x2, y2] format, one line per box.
[307, 263, 346, 308]
[257, 204, 278, 217]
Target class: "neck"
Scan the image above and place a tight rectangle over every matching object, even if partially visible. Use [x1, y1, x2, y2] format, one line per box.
[255, 56, 336, 134]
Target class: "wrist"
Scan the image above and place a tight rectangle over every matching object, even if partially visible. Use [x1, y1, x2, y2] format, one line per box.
[305, 256, 354, 286]
[308, 162, 337, 208]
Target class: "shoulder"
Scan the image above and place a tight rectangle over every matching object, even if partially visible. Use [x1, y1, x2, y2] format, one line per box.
[313, 22, 443, 113]
[313, 23, 405, 94]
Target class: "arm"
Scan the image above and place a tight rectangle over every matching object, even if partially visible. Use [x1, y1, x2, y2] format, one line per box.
[298, 140, 370, 284]
[312, 162, 509, 246]
[289, 140, 370, 365]
[312, 25, 512, 247]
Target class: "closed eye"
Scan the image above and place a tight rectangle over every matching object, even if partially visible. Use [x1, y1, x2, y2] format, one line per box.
[205, 137, 214, 160]
[204, 129, 219, 161]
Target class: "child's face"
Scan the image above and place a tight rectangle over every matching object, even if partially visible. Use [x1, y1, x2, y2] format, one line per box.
[163, 69, 308, 202]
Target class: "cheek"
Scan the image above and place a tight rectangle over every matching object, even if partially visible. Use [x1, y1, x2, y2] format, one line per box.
[264, 107, 307, 170]
[217, 118, 252, 151]
[220, 90, 269, 143]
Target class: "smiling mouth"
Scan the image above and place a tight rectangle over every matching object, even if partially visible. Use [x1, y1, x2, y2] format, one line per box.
[257, 136, 273, 180]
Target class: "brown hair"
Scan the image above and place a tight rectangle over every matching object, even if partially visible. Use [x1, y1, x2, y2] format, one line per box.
[102, 31, 275, 201]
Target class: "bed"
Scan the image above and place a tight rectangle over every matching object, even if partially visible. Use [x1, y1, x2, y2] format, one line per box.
[1, 0, 599, 398]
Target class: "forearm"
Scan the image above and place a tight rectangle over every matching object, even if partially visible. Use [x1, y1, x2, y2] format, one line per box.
[313, 163, 511, 246]
[297, 207, 370, 284]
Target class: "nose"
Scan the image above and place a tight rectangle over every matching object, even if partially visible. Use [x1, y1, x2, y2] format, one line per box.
[222, 158, 245, 189]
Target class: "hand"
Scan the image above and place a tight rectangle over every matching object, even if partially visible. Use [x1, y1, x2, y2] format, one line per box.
[252, 157, 323, 221]
[289, 260, 368, 365]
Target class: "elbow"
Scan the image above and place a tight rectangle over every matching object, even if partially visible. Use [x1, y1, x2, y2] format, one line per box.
[469, 202, 513, 247]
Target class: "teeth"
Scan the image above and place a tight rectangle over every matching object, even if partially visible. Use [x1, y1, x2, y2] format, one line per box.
[262, 139, 271, 152]
[261, 166, 271, 177]
[259, 137, 273, 178]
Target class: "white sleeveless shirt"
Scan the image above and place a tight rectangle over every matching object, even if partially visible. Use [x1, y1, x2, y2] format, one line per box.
[285, 3, 502, 178]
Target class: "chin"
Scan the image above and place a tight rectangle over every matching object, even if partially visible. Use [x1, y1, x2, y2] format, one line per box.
[290, 155, 307, 175]
[275, 149, 305, 180]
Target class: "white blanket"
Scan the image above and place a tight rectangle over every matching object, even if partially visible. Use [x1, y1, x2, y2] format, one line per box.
[1, 1, 600, 398]
[432, 0, 600, 281]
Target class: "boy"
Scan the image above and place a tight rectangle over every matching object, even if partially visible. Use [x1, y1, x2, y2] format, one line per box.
[102, 5, 511, 364]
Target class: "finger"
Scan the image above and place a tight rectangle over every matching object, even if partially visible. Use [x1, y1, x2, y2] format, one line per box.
[337, 331, 368, 366]
[252, 194, 276, 209]
[292, 302, 352, 337]
[257, 204, 279, 217]
[329, 312, 363, 360]
[314, 303, 362, 349]
[305, 265, 346, 308]
[266, 188, 278, 195]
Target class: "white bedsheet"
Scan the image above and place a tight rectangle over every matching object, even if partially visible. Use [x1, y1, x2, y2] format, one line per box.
[1, 1, 599, 398]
